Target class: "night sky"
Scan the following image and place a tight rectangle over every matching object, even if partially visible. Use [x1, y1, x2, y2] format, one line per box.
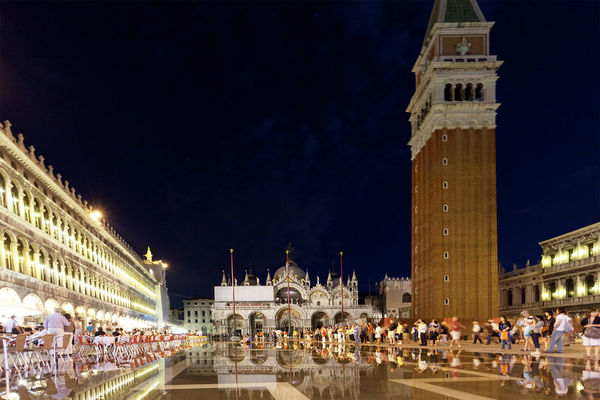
[0, 1, 598, 306]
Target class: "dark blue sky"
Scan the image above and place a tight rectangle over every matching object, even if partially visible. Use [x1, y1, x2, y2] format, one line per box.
[0, 1, 598, 305]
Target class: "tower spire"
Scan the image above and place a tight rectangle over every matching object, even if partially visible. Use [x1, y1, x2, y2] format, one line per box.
[423, 0, 486, 48]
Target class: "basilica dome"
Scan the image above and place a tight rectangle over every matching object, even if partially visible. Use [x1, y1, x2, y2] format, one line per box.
[273, 260, 306, 281]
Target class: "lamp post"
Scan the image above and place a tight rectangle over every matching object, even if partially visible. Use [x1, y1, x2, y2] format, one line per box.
[340, 251, 344, 325]
[286, 249, 291, 335]
[230, 248, 236, 336]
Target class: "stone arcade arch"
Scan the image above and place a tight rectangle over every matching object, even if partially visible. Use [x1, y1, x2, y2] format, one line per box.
[311, 311, 329, 329]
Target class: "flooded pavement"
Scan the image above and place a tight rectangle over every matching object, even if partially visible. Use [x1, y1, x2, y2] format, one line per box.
[11, 342, 600, 399]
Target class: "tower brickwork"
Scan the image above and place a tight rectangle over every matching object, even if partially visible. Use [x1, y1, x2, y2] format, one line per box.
[407, 0, 502, 322]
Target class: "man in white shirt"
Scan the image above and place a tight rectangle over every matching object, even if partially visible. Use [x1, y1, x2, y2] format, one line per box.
[43, 308, 69, 347]
[4, 315, 18, 334]
[546, 308, 570, 353]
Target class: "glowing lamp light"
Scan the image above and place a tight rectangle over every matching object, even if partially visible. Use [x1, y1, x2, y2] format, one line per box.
[162, 263, 168, 269]
[90, 210, 102, 223]
[541, 292, 550, 300]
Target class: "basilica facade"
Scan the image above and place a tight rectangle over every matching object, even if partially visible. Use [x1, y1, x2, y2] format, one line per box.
[212, 250, 374, 336]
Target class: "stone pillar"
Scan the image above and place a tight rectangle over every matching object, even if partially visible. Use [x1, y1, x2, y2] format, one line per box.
[10, 241, 19, 273]
[32, 248, 40, 279]
[23, 244, 31, 277]
[0, 235, 6, 270]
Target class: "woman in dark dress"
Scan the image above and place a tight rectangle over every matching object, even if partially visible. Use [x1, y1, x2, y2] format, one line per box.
[581, 309, 600, 360]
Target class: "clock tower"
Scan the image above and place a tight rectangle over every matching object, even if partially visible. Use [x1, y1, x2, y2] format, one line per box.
[407, 0, 502, 322]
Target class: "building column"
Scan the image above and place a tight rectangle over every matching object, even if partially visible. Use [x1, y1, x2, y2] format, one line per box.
[10, 241, 19, 273]
[32, 248, 40, 279]
[23, 244, 31, 277]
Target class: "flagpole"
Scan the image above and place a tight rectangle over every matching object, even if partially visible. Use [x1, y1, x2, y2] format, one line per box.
[286, 249, 291, 335]
[340, 251, 344, 324]
[230, 248, 235, 335]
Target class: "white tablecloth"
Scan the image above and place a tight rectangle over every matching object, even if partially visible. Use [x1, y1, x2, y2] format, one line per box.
[93, 336, 115, 346]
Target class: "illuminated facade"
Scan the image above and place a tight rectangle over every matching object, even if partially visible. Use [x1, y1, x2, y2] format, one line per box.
[499, 222, 600, 316]
[0, 120, 169, 329]
[407, 0, 501, 322]
[375, 275, 412, 319]
[183, 298, 214, 334]
[212, 247, 374, 336]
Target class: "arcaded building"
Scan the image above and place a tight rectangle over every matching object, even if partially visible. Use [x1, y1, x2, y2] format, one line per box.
[407, 0, 501, 322]
[212, 248, 374, 336]
[499, 222, 600, 317]
[0, 121, 170, 329]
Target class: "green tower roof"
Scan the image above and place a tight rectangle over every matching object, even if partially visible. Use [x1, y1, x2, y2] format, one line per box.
[423, 0, 486, 47]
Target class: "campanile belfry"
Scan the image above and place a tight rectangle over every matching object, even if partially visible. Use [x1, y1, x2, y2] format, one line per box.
[407, 0, 501, 322]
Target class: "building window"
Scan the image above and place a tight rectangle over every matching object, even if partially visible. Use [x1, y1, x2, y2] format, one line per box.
[402, 292, 411, 303]
[444, 298, 450, 305]
[195, 319, 198, 323]
[202, 310, 205, 316]
[195, 311, 198, 317]
[194, 302, 198, 305]
[415, 185, 418, 193]
[187, 311, 190, 317]
[443, 252, 449, 259]
[444, 275, 449, 282]
[475, 83, 484, 101]
[415, 246, 418, 254]
[442, 134, 448, 142]
[442, 181, 448, 189]
[443, 228, 449, 235]
[415, 226, 418, 233]
[444, 84, 452, 101]
[454, 84, 463, 101]
[415, 165, 418, 173]
[203, 319, 206, 323]
[188, 319, 191, 323]
[443, 204, 448, 212]
[442, 158, 448, 166]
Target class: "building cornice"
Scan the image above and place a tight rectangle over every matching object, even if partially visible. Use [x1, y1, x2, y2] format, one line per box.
[407, 104, 499, 159]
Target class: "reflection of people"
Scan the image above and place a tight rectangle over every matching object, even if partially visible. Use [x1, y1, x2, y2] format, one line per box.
[581, 359, 600, 398]
[549, 356, 572, 396]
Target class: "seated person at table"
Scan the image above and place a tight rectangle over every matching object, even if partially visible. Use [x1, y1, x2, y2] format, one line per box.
[94, 326, 106, 336]
[112, 328, 122, 337]
[4, 315, 23, 334]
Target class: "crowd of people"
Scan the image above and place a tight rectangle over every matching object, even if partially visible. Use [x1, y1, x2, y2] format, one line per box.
[220, 307, 600, 359]
[1, 308, 168, 347]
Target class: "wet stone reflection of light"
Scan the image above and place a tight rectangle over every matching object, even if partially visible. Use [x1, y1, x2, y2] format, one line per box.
[9, 343, 600, 399]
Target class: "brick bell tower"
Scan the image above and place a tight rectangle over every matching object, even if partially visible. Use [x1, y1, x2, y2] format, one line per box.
[407, 0, 502, 322]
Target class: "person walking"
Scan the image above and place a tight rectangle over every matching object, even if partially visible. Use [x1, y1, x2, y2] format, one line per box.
[375, 324, 382, 345]
[581, 309, 600, 360]
[546, 307, 571, 354]
[542, 311, 555, 351]
[521, 316, 534, 352]
[417, 319, 428, 346]
[531, 315, 544, 355]
[429, 320, 440, 347]
[448, 316, 464, 349]
[499, 316, 512, 351]
[44, 308, 69, 347]
[472, 321, 483, 344]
